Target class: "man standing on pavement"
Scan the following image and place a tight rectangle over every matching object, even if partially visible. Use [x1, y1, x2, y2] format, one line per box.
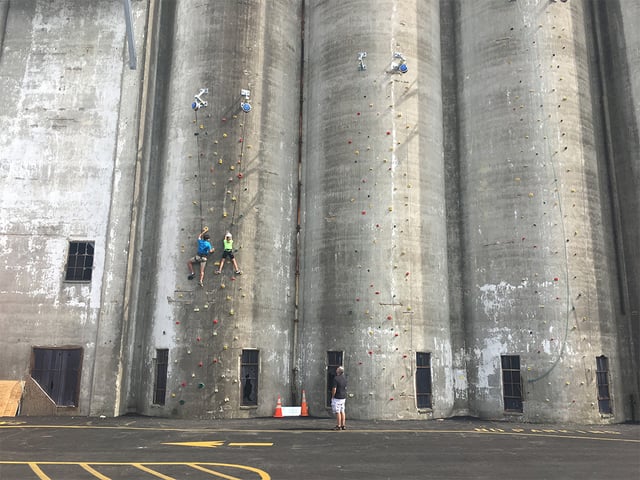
[331, 366, 347, 430]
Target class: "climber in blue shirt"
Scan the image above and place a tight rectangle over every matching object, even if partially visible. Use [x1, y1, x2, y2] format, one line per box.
[187, 228, 213, 287]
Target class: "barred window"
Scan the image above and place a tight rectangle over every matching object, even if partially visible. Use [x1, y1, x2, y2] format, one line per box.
[501, 355, 523, 412]
[241, 350, 259, 406]
[65, 241, 95, 282]
[596, 356, 612, 414]
[326, 351, 343, 407]
[416, 352, 433, 409]
[153, 349, 169, 405]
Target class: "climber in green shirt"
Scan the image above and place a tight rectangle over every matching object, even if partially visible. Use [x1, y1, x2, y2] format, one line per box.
[216, 232, 241, 275]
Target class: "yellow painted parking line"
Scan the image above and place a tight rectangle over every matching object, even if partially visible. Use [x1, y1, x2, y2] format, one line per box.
[188, 463, 243, 480]
[228, 443, 273, 447]
[1, 462, 271, 479]
[28, 462, 51, 480]
[79, 463, 111, 479]
[132, 463, 176, 479]
[163, 440, 225, 448]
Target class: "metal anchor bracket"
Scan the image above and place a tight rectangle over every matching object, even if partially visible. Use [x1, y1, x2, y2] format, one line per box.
[240, 89, 251, 113]
[192, 88, 209, 110]
[390, 52, 408, 74]
[358, 52, 367, 71]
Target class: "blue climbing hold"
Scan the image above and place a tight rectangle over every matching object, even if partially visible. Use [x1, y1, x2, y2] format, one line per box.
[399, 63, 408, 74]
[242, 102, 252, 113]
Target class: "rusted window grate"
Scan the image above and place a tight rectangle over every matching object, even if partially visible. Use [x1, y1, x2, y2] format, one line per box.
[153, 349, 169, 405]
[501, 355, 523, 412]
[326, 351, 343, 407]
[241, 349, 259, 406]
[596, 356, 612, 414]
[416, 352, 433, 409]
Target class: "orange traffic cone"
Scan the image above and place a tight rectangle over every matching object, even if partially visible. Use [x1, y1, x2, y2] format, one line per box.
[273, 395, 283, 418]
[300, 390, 309, 417]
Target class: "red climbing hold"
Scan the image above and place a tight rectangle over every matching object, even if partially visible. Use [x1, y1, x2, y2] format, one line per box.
[213, 319, 219, 324]
[387, 315, 392, 320]
[362, 210, 367, 215]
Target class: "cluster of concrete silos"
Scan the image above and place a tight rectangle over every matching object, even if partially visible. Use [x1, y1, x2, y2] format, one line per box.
[130, 0, 638, 423]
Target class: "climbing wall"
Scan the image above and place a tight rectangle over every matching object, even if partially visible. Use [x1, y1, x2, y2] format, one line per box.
[133, 0, 300, 418]
[300, 0, 452, 420]
[457, 0, 623, 422]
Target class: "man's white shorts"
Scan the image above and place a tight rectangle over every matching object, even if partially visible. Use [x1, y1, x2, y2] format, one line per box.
[331, 398, 346, 414]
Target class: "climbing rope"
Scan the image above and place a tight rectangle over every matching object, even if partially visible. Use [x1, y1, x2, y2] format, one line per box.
[193, 107, 205, 231]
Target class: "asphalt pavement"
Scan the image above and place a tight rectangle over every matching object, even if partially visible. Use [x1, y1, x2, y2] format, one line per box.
[0, 415, 638, 479]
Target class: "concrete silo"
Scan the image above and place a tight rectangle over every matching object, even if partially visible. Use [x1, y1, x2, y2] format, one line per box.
[131, 0, 301, 418]
[456, 0, 628, 422]
[299, 0, 452, 420]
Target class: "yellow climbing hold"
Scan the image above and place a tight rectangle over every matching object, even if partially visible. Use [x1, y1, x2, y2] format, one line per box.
[223, 133, 228, 138]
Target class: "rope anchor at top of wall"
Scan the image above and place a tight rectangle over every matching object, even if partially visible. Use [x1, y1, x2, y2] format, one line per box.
[240, 89, 252, 113]
[390, 52, 408, 74]
[192, 88, 209, 110]
[358, 52, 367, 71]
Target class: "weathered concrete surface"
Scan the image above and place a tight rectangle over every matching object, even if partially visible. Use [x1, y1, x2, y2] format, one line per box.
[591, 0, 640, 419]
[456, 0, 626, 423]
[129, 0, 301, 418]
[300, 0, 452, 420]
[0, 0, 147, 416]
[0, 0, 637, 423]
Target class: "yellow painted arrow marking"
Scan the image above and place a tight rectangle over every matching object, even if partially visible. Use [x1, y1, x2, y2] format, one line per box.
[163, 440, 225, 448]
